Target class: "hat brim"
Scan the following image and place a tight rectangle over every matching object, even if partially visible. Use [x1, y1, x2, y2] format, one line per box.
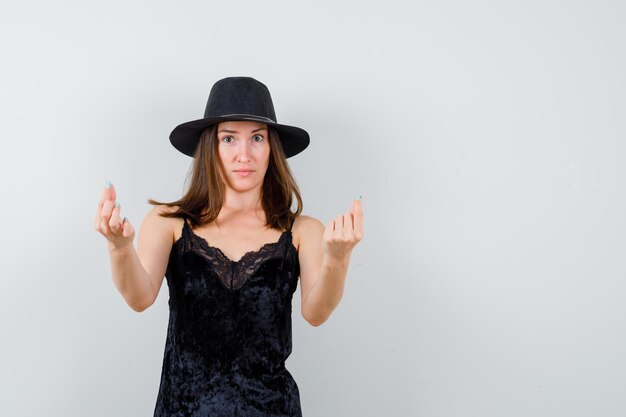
[169, 115, 310, 158]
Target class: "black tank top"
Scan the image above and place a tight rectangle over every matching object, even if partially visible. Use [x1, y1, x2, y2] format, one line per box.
[153, 215, 302, 417]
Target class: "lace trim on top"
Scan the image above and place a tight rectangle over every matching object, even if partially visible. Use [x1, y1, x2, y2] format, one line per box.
[175, 217, 296, 290]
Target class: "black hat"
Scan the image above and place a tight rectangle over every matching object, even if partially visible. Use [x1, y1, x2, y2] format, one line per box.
[169, 76, 310, 158]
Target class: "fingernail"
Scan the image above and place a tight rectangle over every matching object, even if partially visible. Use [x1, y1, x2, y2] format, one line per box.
[106, 180, 112, 189]
[355, 194, 362, 200]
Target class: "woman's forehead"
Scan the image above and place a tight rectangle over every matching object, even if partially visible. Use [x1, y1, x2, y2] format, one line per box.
[217, 120, 268, 132]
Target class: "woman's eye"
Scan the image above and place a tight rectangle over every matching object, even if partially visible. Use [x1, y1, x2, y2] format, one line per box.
[221, 135, 263, 143]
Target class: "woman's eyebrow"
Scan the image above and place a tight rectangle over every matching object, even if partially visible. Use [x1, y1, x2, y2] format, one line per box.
[218, 127, 268, 134]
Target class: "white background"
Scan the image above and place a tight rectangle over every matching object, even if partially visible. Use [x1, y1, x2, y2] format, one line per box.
[1, 1, 625, 416]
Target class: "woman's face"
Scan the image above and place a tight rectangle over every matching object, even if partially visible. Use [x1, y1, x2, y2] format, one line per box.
[216, 120, 271, 191]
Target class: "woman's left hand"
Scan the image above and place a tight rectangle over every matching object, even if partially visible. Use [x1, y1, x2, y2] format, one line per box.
[322, 197, 364, 262]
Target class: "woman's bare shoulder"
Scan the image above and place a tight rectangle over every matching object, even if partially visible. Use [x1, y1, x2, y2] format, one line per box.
[292, 215, 325, 250]
[293, 214, 323, 228]
[152, 204, 180, 215]
[148, 204, 182, 242]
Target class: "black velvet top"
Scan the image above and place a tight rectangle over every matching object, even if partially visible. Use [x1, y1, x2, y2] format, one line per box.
[153, 215, 302, 417]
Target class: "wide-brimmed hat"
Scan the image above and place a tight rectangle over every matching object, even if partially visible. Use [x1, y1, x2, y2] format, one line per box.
[169, 76, 310, 158]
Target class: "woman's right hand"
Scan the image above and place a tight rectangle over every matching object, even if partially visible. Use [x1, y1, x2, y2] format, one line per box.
[95, 180, 135, 252]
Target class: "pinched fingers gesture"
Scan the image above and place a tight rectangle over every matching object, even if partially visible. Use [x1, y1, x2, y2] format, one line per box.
[94, 180, 135, 251]
[322, 196, 364, 261]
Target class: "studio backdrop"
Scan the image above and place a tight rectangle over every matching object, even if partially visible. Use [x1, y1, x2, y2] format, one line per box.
[1, 0, 625, 416]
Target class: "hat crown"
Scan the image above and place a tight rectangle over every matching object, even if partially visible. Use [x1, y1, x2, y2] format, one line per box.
[204, 77, 277, 123]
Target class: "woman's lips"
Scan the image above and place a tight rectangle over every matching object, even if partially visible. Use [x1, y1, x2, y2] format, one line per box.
[234, 170, 254, 177]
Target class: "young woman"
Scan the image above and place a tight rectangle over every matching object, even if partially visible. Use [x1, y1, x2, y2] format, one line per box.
[95, 77, 364, 417]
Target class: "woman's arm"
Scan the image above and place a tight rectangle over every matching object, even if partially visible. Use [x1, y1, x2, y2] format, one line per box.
[298, 198, 363, 326]
[111, 206, 174, 312]
[108, 243, 155, 312]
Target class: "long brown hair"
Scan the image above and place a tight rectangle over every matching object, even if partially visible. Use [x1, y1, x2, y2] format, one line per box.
[147, 123, 303, 231]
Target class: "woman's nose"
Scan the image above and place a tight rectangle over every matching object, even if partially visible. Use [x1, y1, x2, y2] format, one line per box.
[237, 141, 252, 160]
